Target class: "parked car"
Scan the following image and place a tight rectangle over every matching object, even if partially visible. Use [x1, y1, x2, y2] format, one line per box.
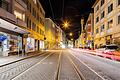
[103, 44, 119, 55]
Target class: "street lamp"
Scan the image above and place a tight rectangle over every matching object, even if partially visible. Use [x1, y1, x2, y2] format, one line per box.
[71, 38, 73, 41]
[69, 32, 73, 36]
[63, 21, 69, 29]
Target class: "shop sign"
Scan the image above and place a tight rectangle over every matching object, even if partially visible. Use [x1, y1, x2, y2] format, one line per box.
[0, 34, 7, 41]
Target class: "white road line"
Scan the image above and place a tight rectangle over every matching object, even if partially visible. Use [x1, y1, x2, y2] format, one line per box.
[11, 53, 52, 80]
[69, 50, 106, 80]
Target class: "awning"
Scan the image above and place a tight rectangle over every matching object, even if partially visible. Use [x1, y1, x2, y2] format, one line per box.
[0, 18, 29, 34]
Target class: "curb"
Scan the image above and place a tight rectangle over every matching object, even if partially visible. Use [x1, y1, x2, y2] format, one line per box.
[0, 51, 44, 67]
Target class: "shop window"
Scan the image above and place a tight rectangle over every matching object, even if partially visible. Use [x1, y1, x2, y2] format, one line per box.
[108, 19, 113, 29]
[100, 24, 104, 32]
[108, 3, 113, 14]
[101, 11, 105, 19]
[96, 17, 99, 23]
[118, 15, 120, 24]
[101, 0, 105, 6]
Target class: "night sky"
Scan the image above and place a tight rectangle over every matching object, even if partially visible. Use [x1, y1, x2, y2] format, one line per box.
[39, 0, 96, 40]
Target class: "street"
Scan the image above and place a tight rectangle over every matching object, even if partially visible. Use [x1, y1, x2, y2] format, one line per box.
[0, 49, 119, 80]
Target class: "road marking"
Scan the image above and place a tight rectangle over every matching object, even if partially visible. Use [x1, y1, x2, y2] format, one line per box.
[11, 53, 52, 80]
[54, 50, 62, 80]
[67, 53, 86, 80]
[69, 50, 106, 80]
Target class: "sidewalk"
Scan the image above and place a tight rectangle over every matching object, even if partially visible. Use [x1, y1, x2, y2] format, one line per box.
[0, 51, 44, 67]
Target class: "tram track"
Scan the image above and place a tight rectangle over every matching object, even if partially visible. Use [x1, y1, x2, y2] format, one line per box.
[11, 51, 60, 80]
[56, 50, 85, 80]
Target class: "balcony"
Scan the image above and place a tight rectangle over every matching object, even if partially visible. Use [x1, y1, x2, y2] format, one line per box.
[0, 8, 16, 22]
[15, 0, 27, 10]
[16, 18, 27, 28]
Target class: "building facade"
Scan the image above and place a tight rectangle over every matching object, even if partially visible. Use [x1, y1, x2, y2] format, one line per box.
[93, 0, 120, 49]
[0, 0, 45, 56]
[85, 13, 94, 49]
[44, 18, 65, 49]
[23, 0, 45, 52]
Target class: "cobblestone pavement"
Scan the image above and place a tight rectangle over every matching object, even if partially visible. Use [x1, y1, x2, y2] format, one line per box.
[0, 52, 51, 80]
[12, 51, 60, 80]
[59, 50, 81, 80]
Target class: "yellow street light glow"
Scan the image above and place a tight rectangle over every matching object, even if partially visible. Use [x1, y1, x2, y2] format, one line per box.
[69, 32, 73, 36]
[63, 21, 70, 29]
[64, 23, 68, 27]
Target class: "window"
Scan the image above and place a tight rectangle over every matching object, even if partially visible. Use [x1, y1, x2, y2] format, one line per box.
[29, 4, 31, 12]
[118, 15, 120, 24]
[101, 25, 104, 32]
[108, 19, 113, 29]
[118, 0, 120, 5]
[29, 20, 31, 29]
[32, 23, 35, 31]
[33, 0, 36, 4]
[0, 0, 10, 12]
[96, 17, 99, 23]
[96, 5, 99, 12]
[108, 4, 113, 13]
[96, 28, 99, 34]
[101, 11, 105, 19]
[101, 0, 105, 6]
[32, 8, 34, 16]
[0, 0, 2, 7]
[14, 10, 25, 21]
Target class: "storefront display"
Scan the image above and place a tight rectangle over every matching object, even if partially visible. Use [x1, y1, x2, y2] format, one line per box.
[0, 32, 22, 56]
[27, 37, 35, 52]
[40, 41, 44, 49]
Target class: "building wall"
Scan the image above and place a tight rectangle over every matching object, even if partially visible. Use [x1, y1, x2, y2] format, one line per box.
[0, 0, 45, 55]
[23, 0, 45, 51]
[93, 0, 120, 48]
[44, 18, 64, 49]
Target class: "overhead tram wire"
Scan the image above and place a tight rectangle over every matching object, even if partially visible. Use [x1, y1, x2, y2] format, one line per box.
[48, 0, 55, 19]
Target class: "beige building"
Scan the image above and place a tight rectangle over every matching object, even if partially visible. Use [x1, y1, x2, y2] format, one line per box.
[93, 0, 120, 48]
[85, 13, 94, 49]
[23, 0, 45, 52]
[44, 18, 64, 49]
[0, 0, 45, 56]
